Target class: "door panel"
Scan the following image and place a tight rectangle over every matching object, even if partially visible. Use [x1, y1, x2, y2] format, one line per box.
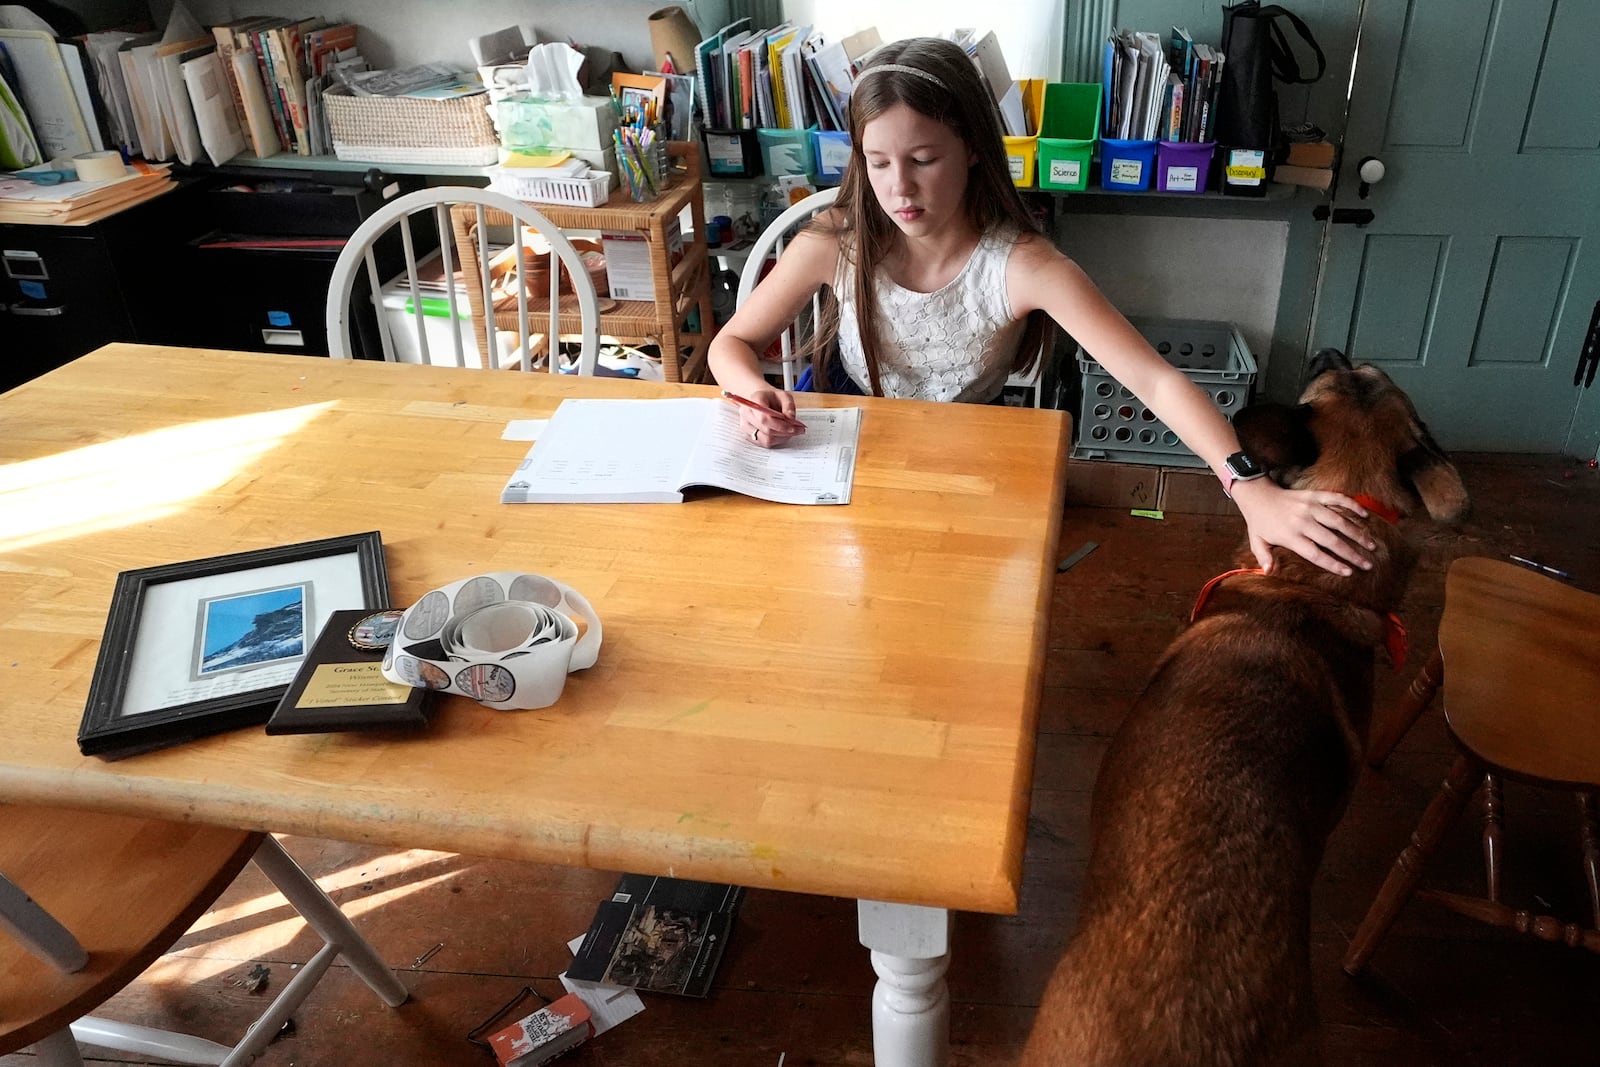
[1312, 0, 1600, 454]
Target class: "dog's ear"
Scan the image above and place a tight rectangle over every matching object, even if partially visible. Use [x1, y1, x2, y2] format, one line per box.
[1233, 402, 1318, 478]
[1398, 420, 1469, 524]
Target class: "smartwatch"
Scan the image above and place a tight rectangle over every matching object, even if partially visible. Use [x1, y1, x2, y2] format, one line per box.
[1220, 451, 1266, 498]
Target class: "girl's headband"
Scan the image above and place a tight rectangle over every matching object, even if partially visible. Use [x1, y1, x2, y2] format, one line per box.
[853, 63, 948, 91]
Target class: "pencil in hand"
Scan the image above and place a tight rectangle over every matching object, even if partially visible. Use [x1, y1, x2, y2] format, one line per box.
[720, 390, 807, 431]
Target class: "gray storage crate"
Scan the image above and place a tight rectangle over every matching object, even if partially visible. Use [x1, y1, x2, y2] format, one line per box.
[1072, 317, 1257, 468]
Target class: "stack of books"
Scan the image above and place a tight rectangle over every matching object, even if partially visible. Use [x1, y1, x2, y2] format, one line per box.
[694, 18, 879, 132]
[1105, 27, 1225, 144]
[1271, 140, 1336, 190]
[69, 16, 366, 167]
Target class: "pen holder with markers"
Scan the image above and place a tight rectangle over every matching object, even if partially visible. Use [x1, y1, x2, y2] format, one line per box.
[614, 124, 666, 202]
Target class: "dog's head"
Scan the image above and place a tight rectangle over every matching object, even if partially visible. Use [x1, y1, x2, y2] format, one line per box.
[1232, 349, 1469, 524]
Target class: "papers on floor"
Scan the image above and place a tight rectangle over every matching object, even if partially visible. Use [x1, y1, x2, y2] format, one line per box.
[566, 875, 744, 999]
[561, 934, 646, 1036]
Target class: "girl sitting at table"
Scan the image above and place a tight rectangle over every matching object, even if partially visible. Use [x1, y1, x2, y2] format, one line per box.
[706, 35, 1373, 578]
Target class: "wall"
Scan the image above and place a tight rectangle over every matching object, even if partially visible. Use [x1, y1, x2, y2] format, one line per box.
[1056, 214, 1288, 368]
[144, 0, 719, 74]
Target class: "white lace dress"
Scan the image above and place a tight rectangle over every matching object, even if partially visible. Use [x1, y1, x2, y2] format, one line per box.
[835, 224, 1026, 402]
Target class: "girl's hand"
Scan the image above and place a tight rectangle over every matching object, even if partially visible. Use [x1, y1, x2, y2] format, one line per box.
[735, 387, 806, 449]
[1229, 478, 1377, 577]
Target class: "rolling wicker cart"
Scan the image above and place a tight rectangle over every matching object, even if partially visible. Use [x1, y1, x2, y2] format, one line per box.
[450, 141, 715, 382]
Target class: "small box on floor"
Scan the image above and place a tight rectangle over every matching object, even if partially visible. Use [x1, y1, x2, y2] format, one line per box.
[487, 992, 593, 1067]
[600, 217, 683, 301]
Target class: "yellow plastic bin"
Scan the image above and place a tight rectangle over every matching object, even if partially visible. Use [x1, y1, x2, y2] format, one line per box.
[757, 126, 817, 178]
[1001, 78, 1045, 187]
[1036, 83, 1101, 192]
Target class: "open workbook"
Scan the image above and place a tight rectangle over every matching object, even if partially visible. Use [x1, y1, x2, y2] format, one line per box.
[501, 397, 862, 505]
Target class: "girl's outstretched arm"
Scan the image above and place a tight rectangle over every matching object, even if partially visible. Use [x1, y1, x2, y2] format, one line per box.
[1006, 235, 1374, 576]
[707, 223, 839, 448]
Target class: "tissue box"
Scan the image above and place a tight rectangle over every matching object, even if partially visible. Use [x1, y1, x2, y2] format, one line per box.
[493, 94, 619, 151]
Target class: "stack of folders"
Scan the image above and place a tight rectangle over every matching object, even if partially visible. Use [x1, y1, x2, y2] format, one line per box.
[0, 162, 174, 225]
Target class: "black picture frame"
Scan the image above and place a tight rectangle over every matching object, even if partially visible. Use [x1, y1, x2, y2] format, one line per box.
[78, 532, 390, 757]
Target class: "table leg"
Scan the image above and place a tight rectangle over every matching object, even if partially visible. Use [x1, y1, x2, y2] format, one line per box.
[857, 900, 950, 1067]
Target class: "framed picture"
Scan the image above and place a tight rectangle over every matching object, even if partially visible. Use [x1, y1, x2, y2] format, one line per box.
[611, 72, 666, 124]
[78, 532, 389, 756]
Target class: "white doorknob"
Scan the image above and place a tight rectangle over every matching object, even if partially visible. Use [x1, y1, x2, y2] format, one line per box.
[1358, 157, 1386, 184]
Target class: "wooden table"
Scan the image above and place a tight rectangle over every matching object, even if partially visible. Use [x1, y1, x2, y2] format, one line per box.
[0, 345, 1070, 1065]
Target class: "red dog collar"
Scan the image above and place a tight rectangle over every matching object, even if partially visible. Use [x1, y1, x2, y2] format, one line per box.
[1350, 493, 1401, 525]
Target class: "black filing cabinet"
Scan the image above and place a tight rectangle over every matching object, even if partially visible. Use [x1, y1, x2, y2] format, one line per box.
[1, 183, 207, 392]
[181, 168, 430, 357]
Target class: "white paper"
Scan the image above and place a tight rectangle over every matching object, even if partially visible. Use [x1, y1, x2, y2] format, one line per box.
[158, 48, 204, 165]
[558, 972, 646, 1036]
[501, 397, 861, 505]
[0, 29, 93, 158]
[502, 419, 548, 441]
[998, 81, 1027, 138]
[523, 42, 585, 101]
[181, 50, 245, 166]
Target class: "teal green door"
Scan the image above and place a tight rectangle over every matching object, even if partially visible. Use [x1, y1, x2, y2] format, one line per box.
[1310, 0, 1600, 454]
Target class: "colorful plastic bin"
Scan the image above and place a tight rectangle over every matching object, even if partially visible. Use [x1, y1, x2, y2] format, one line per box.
[701, 127, 761, 178]
[1099, 137, 1158, 191]
[810, 129, 852, 182]
[1036, 82, 1101, 192]
[1001, 78, 1045, 187]
[1156, 141, 1216, 193]
[757, 126, 816, 178]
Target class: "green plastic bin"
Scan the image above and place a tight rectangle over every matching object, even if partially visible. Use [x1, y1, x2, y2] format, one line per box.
[1037, 83, 1101, 192]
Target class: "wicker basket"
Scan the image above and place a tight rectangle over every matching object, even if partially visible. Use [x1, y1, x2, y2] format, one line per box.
[324, 85, 498, 165]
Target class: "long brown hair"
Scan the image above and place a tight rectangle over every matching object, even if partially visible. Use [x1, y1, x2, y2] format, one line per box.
[803, 36, 1049, 397]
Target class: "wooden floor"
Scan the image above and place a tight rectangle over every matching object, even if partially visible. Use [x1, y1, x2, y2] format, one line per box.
[5, 453, 1598, 1066]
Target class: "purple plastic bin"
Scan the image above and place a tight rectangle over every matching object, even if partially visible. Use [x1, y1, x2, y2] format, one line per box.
[1157, 141, 1216, 194]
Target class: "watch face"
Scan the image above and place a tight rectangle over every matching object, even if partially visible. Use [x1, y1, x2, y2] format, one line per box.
[1228, 451, 1264, 479]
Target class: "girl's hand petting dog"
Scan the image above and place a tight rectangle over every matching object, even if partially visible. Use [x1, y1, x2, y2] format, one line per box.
[1230, 477, 1377, 577]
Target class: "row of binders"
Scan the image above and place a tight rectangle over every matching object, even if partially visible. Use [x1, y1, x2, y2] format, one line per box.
[1104, 27, 1226, 144]
[46, 14, 367, 169]
[694, 18, 881, 133]
[694, 22, 1037, 143]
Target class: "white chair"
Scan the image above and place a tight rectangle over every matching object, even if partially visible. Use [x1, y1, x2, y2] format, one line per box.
[734, 187, 838, 391]
[326, 186, 601, 374]
[1, 804, 406, 1066]
[734, 186, 1046, 405]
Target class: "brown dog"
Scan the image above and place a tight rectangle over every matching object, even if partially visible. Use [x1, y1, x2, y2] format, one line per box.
[1022, 351, 1469, 1066]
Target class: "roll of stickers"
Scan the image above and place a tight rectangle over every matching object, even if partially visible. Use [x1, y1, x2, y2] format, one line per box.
[382, 571, 601, 710]
[72, 149, 126, 181]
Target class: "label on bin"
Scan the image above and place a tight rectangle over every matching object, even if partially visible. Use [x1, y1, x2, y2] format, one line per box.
[1226, 149, 1266, 185]
[1048, 159, 1081, 185]
[708, 135, 744, 172]
[1009, 156, 1025, 181]
[1165, 166, 1199, 192]
[1110, 158, 1144, 184]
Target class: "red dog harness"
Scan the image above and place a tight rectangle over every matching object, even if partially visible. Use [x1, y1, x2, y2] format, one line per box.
[1189, 494, 1407, 669]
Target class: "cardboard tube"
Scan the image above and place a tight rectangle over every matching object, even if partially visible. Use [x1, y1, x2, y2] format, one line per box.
[648, 6, 701, 73]
[73, 150, 126, 181]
